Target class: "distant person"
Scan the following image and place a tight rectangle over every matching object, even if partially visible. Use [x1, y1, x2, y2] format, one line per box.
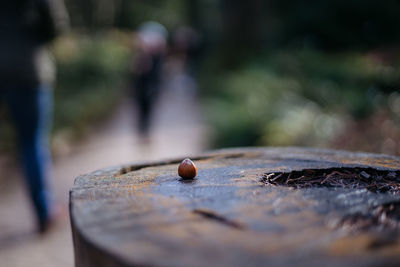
[130, 22, 168, 138]
[168, 26, 203, 97]
[171, 26, 202, 76]
[0, 0, 69, 233]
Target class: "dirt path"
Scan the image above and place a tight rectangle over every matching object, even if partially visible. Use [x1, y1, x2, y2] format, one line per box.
[0, 83, 208, 267]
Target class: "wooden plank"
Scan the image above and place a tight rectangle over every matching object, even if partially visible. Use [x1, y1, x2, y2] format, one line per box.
[70, 147, 400, 267]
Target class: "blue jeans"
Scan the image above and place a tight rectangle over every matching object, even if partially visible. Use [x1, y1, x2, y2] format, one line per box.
[0, 85, 53, 225]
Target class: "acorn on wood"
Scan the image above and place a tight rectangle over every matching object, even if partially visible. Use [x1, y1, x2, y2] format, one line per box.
[178, 158, 197, 179]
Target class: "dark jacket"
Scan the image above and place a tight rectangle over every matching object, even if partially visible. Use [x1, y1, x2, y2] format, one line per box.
[0, 0, 69, 87]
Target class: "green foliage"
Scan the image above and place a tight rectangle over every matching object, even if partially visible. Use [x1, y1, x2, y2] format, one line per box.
[204, 50, 400, 148]
[66, 0, 189, 31]
[116, 0, 187, 29]
[52, 31, 130, 139]
[271, 0, 400, 49]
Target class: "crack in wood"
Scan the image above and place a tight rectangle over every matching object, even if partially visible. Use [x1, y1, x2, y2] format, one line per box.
[261, 168, 400, 194]
[338, 201, 400, 233]
[116, 153, 250, 175]
[262, 167, 400, 232]
[193, 208, 246, 230]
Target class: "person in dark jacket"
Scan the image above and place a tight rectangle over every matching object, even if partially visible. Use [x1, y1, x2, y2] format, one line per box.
[0, 0, 68, 233]
[130, 22, 168, 138]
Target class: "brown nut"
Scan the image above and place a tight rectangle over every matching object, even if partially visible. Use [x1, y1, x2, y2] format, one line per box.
[178, 158, 197, 179]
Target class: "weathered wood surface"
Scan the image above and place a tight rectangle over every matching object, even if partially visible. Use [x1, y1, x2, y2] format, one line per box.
[70, 147, 400, 267]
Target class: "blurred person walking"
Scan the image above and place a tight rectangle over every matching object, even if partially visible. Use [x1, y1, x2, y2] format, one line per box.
[0, 0, 68, 233]
[168, 26, 203, 97]
[130, 22, 168, 139]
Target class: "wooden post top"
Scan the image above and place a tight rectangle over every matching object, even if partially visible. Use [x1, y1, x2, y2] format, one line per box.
[70, 147, 400, 267]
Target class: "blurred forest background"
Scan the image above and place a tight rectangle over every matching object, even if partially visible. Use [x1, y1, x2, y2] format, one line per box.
[1, 0, 400, 155]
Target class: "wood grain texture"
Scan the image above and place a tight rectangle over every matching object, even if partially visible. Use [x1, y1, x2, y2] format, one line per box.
[70, 147, 400, 267]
